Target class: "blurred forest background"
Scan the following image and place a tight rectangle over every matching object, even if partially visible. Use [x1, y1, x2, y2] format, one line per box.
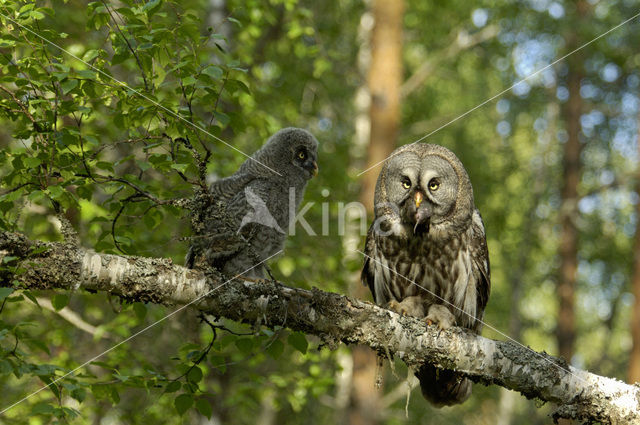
[0, 0, 639, 424]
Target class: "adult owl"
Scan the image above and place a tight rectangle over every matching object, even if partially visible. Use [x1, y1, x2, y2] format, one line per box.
[361, 143, 490, 406]
[186, 127, 319, 278]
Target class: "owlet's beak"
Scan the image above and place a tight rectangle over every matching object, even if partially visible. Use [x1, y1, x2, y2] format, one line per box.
[312, 161, 319, 177]
[414, 191, 423, 208]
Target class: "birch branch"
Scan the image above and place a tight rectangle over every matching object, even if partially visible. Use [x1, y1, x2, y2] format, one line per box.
[0, 230, 638, 424]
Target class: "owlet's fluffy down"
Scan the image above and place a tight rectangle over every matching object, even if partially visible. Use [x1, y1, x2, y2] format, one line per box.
[186, 128, 319, 278]
[362, 143, 490, 406]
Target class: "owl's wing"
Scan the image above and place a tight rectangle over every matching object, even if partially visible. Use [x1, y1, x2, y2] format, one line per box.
[361, 224, 377, 300]
[187, 176, 266, 269]
[224, 178, 272, 232]
[470, 209, 491, 313]
[209, 172, 254, 202]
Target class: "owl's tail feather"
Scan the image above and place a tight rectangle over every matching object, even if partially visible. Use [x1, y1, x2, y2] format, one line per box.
[415, 363, 472, 407]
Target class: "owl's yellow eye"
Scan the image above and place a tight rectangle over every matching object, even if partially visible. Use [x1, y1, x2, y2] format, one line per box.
[402, 180, 411, 189]
[428, 179, 440, 192]
[298, 151, 306, 160]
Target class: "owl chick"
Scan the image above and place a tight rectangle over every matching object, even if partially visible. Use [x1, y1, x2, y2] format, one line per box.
[361, 143, 490, 406]
[186, 127, 319, 279]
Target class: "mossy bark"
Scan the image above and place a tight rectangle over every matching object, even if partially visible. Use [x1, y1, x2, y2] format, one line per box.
[1, 230, 638, 424]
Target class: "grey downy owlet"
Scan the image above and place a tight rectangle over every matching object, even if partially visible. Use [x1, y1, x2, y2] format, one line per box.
[186, 127, 319, 279]
[361, 143, 490, 406]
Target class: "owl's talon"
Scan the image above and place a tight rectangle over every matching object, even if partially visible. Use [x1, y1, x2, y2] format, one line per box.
[425, 304, 456, 331]
[385, 296, 425, 317]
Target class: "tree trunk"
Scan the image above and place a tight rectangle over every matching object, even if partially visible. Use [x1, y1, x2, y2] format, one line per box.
[360, 0, 404, 208]
[349, 1, 404, 423]
[557, 30, 584, 367]
[628, 109, 640, 384]
[557, 5, 588, 424]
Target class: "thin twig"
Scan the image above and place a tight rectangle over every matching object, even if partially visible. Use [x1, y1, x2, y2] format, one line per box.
[101, 0, 149, 91]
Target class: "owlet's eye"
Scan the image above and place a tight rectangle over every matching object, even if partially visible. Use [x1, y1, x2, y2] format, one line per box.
[428, 179, 440, 192]
[297, 151, 306, 160]
[402, 179, 411, 190]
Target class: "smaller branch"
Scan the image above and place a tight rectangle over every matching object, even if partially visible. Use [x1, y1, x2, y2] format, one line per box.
[401, 25, 498, 98]
[101, 0, 149, 91]
[76, 172, 162, 205]
[0, 182, 35, 196]
[35, 297, 113, 339]
[381, 374, 419, 408]
[54, 210, 80, 246]
[209, 70, 229, 126]
[0, 84, 37, 124]
[171, 135, 208, 189]
[171, 314, 217, 382]
[111, 194, 142, 254]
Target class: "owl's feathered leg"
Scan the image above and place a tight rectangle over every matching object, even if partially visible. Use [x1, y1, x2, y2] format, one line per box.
[386, 296, 426, 317]
[417, 303, 471, 405]
[415, 364, 472, 407]
[425, 304, 456, 330]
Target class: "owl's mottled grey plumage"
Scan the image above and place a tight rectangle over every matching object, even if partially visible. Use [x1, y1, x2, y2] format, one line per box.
[361, 143, 490, 406]
[186, 127, 319, 278]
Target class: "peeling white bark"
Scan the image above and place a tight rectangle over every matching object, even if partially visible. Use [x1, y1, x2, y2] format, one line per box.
[1, 231, 639, 424]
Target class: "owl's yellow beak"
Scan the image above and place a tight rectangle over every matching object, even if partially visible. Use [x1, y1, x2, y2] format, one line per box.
[414, 191, 423, 208]
[312, 161, 318, 177]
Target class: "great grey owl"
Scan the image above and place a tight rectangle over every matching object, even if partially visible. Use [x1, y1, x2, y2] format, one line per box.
[361, 143, 490, 406]
[186, 127, 319, 279]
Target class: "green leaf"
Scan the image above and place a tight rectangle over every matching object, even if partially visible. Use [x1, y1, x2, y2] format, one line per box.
[186, 366, 202, 384]
[26, 338, 50, 355]
[287, 332, 308, 354]
[110, 388, 120, 404]
[90, 384, 110, 401]
[202, 65, 223, 80]
[83, 49, 100, 62]
[265, 339, 284, 359]
[71, 387, 86, 403]
[48, 185, 66, 200]
[39, 376, 60, 399]
[170, 163, 189, 173]
[22, 290, 39, 305]
[164, 380, 181, 393]
[234, 338, 253, 354]
[227, 17, 242, 27]
[60, 79, 78, 94]
[0, 360, 13, 374]
[0, 288, 14, 300]
[51, 294, 69, 311]
[76, 70, 97, 79]
[0, 39, 16, 48]
[182, 76, 196, 86]
[95, 161, 114, 172]
[174, 394, 194, 415]
[31, 403, 54, 415]
[195, 398, 212, 419]
[212, 111, 230, 127]
[90, 361, 116, 371]
[143, 0, 162, 16]
[23, 156, 41, 168]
